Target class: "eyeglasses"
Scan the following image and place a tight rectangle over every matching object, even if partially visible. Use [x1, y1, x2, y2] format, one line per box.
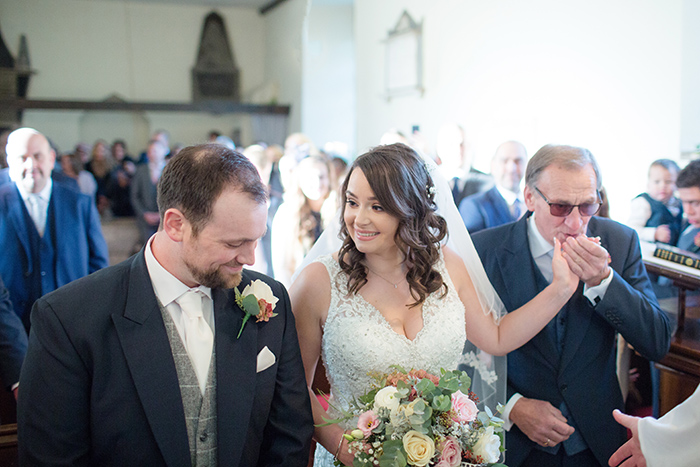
[534, 186, 601, 217]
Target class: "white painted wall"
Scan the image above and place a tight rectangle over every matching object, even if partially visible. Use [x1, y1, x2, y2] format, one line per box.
[681, 0, 700, 155]
[263, 0, 308, 136]
[0, 0, 267, 152]
[354, 0, 686, 220]
[303, 2, 356, 156]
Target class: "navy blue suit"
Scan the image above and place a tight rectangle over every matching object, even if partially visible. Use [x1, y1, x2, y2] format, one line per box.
[459, 186, 519, 233]
[0, 182, 108, 329]
[472, 214, 671, 467]
[0, 274, 27, 393]
[18, 251, 313, 466]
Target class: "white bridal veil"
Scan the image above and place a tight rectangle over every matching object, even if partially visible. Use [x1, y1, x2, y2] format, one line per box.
[292, 151, 507, 412]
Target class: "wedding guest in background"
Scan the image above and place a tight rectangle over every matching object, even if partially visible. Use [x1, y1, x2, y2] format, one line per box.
[459, 140, 527, 233]
[609, 383, 700, 467]
[131, 139, 168, 248]
[0, 127, 108, 330]
[436, 123, 493, 206]
[112, 139, 136, 176]
[272, 155, 335, 288]
[106, 140, 135, 217]
[18, 143, 313, 466]
[290, 143, 579, 467]
[207, 130, 221, 143]
[243, 144, 274, 276]
[627, 159, 682, 246]
[85, 139, 115, 214]
[471, 144, 671, 467]
[0, 127, 13, 169]
[60, 152, 98, 197]
[138, 129, 171, 163]
[675, 159, 700, 253]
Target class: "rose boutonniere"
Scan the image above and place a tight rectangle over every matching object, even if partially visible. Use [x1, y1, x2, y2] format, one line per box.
[235, 279, 279, 339]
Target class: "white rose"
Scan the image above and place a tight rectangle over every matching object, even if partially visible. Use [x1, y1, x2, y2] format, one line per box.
[373, 386, 400, 411]
[241, 280, 278, 310]
[472, 426, 501, 464]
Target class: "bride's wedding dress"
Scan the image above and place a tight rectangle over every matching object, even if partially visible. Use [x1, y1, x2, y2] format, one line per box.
[312, 253, 467, 467]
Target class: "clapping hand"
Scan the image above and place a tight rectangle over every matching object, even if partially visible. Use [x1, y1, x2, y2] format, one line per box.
[561, 235, 611, 287]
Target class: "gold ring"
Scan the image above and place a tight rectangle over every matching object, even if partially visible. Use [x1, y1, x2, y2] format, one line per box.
[544, 438, 550, 447]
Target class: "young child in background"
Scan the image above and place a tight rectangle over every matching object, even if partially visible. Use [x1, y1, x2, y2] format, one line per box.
[628, 159, 683, 245]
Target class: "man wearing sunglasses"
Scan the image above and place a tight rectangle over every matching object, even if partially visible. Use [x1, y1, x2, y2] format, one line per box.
[471, 144, 671, 467]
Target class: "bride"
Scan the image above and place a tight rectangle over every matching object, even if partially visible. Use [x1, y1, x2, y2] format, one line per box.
[289, 143, 578, 466]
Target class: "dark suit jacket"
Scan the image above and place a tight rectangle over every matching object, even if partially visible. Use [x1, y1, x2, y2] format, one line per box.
[472, 214, 671, 467]
[17, 251, 313, 466]
[459, 186, 518, 233]
[0, 182, 109, 326]
[0, 274, 27, 393]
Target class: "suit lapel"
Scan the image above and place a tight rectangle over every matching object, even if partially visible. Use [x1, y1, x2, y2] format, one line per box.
[5, 187, 32, 269]
[500, 216, 560, 367]
[215, 275, 258, 466]
[112, 251, 191, 467]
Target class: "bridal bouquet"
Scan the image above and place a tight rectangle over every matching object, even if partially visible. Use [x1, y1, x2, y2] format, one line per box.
[327, 366, 506, 467]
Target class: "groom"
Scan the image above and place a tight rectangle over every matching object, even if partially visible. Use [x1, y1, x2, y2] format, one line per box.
[18, 144, 313, 466]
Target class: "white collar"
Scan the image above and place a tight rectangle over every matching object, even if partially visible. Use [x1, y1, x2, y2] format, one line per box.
[144, 235, 212, 307]
[495, 184, 520, 206]
[527, 212, 554, 258]
[16, 178, 52, 203]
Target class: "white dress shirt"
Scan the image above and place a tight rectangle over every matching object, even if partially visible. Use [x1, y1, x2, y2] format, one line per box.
[17, 178, 52, 237]
[144, 236, 215, 363]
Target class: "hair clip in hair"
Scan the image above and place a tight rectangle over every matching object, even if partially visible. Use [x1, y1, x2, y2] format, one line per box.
[427, 184, 437, 195]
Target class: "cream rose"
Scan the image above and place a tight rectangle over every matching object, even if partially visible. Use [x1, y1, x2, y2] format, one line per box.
[402, 430, 435, 467]
[373, 386, 400, 411]
[472, 426, 501, 463]
[241, 280, 279, 310]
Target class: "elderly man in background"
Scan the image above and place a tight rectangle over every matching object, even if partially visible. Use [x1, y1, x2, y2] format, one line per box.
[471, 144, 671, 467]
[459, 140, 528, 233]
[0, 127, 108, 330]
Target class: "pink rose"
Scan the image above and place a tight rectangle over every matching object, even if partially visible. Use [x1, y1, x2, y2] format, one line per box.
[357, 410, 379, 437]
[436, 437, 462, 467]
[451, 390, 478, 423]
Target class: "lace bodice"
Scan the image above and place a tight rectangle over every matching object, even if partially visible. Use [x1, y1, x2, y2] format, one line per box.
[318, 252, 466, 406]
[313, 253, 467, 465]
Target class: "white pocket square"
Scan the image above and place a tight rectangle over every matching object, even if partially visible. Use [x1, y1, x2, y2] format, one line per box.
[256, 346, 276, 373]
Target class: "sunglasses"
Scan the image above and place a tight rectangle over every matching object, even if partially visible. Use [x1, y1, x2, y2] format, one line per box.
[534, 186, 602, 217]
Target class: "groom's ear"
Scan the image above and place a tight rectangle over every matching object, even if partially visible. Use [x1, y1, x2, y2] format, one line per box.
[162, 208, 187, 242]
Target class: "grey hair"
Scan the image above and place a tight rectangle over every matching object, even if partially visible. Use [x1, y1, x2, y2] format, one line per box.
[525, 144, 602, 190]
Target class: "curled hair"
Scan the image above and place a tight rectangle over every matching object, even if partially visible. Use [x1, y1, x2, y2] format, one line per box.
[338, 143, 448, 307]
[157, 144, 267, 235]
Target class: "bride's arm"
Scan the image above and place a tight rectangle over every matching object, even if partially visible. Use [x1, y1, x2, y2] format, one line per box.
[444, 239, 578, 356]
[290, 262, 354, 466]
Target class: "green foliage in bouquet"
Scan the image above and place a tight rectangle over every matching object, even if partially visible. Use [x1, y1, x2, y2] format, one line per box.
[320, 366, 507, 467]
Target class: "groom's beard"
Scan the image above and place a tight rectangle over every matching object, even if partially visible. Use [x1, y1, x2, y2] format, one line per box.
[184, 260, 243, 290]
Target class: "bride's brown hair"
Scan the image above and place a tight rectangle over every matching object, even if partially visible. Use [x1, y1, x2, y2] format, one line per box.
[338, 143, 448, 307]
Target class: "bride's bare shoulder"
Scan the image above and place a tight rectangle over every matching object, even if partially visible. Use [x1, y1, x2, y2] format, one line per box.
[441, 245, 470, 284]
[289, 260, 332, 313]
